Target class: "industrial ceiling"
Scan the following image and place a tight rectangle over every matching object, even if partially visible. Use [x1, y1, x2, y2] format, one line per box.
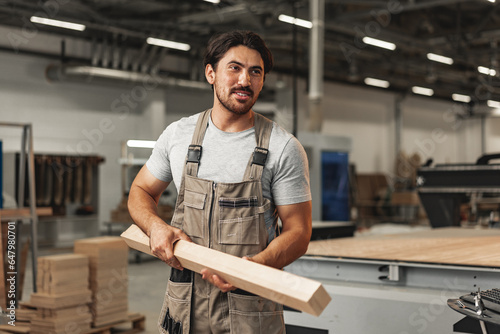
[1, 0, 500, 113]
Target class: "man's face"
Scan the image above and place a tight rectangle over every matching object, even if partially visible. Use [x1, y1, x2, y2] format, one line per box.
[206, 45, 265, 115]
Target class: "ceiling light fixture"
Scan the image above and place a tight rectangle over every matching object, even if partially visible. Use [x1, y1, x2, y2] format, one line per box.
[487, 0, 496, 3]
[427, 53, 454, 65]
[204, 0, 220, 3]
[412, 86, 434, 96]
[478, 66, 497, 76]
[278, 14, 313, 29]
[364, 77, 390, 88]
[452, 93, 471, 103]
[30, 16, 86, 31]
[362, 37, 396, 51]
[146, 37, 191, 51]
[487, 100, 500, 108]
[127, 140, 156, 148]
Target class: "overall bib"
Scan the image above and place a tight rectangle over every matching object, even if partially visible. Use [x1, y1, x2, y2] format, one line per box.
[158, 109, 285, 334]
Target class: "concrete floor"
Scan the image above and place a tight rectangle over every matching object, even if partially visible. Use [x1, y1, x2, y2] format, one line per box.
[124, 254, 171, 334]
[21, 249, 170, 334]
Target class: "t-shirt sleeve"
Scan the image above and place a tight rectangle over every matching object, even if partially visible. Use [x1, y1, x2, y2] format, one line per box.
[145, 125, 174, 183]
[271, 136, 312, 206]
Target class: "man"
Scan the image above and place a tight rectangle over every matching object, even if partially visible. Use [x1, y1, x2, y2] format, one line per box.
[128, 30, 312, 334]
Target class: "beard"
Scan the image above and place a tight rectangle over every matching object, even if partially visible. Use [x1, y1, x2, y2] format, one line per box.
[214, 84, 258, 115]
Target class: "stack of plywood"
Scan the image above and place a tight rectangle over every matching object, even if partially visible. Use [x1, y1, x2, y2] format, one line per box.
[29, 254, 92, 334]
[74, 236, 129, 328]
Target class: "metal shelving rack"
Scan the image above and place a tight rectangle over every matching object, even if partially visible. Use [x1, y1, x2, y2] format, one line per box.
[0, 122, 39, 307]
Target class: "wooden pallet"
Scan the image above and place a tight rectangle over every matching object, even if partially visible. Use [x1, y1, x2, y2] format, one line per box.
[0, 313, 145, 334]
[88, 313, 145, 334]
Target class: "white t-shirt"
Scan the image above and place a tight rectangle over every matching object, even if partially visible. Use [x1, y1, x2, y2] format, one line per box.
[146, 111, 311, 240]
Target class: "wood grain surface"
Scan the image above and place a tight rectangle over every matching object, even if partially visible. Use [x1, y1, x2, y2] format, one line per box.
[306, 227, 500, 267]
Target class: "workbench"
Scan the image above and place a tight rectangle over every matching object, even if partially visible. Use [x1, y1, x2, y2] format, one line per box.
[284, 227, 500, 334]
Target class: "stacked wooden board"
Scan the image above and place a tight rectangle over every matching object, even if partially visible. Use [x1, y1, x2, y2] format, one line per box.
[74, 237, 129, 327]
[15, 305, 37, 324]
[29, 254, 92, 334]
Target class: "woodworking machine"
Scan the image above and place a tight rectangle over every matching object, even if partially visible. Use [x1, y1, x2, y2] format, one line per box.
[416, 153, 500, 227]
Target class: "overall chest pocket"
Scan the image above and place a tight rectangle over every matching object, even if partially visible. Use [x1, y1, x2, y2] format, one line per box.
[182, 189, 206, 239]
[218, 196, 260, 245]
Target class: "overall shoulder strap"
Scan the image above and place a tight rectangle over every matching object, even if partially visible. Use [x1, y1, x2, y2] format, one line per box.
[243, 112, 274, 181]
[185, 109, 211, 177]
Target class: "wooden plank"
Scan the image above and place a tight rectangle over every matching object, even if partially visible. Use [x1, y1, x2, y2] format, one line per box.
[0, 207, 53, 222]
[0, 324, 30, 333]
[30, 290, 92, 309]
[121, 224, 331, 316]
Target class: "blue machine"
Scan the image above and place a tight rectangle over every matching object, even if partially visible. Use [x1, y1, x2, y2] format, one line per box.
[321, 151, 349, 221]
[298, 132, 352, 222]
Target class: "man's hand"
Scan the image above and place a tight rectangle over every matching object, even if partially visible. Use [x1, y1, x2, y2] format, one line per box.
[149, 221, 191, 270]
[200, 256, 254, 292]
[200, 269, 236, 293]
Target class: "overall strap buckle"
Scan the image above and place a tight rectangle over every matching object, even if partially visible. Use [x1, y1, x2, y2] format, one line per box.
[252, 147, 269, 166]
[187, 145, 202, 164]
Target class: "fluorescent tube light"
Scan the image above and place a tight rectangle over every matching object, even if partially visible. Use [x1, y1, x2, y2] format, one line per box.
[412, 86, 434, 96]
[452, 94, 471, 103]
[147, 37, 191, 51]
[278, 14, 313, 29]
[478, 66, 496, 76]
[487, 100, 500, 108]
[488, 0, 495, 3]
[30, 16, 85, 31]
[362, 37, 396, 51]
[427, 53, 454, 65]
[204, 0, 220, 3]
[364, 77, 390, 88]
[127, 140, 156, 148]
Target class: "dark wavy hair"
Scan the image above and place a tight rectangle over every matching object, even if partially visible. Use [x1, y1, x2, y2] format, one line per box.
[203, 30, 274, 76]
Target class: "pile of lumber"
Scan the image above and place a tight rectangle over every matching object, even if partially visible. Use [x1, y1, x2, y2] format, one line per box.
[15, 305, 37, 324]
[29, 254, 93, 334]
[74, 237, 129, 327]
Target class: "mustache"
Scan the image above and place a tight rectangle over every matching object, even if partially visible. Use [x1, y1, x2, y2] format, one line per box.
[232, 86, 253, 94]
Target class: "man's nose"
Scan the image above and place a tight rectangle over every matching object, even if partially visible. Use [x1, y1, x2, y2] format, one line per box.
[238, 70, 250, 86]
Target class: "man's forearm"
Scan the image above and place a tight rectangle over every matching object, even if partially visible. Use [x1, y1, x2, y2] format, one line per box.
[251, 228, 310, 269]
[251, 201, 312, 269]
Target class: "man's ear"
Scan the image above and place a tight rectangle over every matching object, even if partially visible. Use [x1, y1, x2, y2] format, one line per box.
[205, 64, 215, 84]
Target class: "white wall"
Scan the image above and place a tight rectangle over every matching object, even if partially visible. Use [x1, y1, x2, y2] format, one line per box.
[317, 81, 396, 173]
[292, 79, 499, 174]
[1, 51, 499, 233]
[0, 52, 165, 228]
[486, 118, 500, 154]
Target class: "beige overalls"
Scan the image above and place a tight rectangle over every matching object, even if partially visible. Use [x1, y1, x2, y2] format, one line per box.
[158, 109, 285, 334]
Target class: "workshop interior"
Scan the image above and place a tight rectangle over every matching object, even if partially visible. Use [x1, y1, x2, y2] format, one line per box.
[1, 1, 500, 333]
